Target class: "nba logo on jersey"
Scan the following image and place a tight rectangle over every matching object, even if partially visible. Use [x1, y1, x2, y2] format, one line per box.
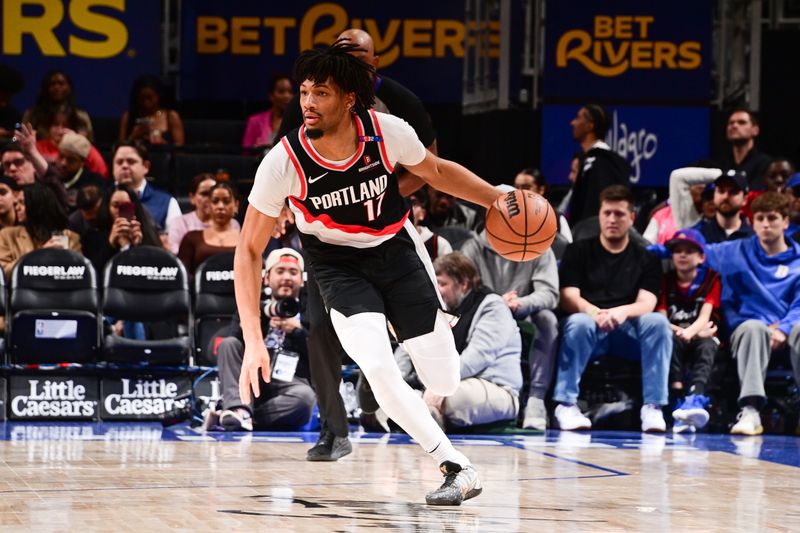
[364, 155, 372, 166]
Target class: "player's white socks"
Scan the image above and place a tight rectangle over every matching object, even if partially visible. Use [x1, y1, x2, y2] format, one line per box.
[428, 440, 470, 469]
[329, 309, 464, 462]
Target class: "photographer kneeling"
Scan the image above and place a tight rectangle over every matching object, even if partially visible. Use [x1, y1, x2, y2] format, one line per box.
[217, 248, 316, 431]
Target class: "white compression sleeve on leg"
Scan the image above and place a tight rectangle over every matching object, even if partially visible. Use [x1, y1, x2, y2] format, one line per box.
[401, 310, 461, 396]
[329, 309, 452, 454]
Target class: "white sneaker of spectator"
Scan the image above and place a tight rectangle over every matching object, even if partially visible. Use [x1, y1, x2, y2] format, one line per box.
[640, 404, 666, 433]
[522, 398, 548, 430]
[730, 406, 763, 436]
[554, 404, 591, 431]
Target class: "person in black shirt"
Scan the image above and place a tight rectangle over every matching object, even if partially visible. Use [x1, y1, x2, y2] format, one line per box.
[566, 104, 631, 225]
[692, 170, 754, 244]
[274, 29, 438, 462]
[553, 185, 672, 433]
[722, 109, 772, 191]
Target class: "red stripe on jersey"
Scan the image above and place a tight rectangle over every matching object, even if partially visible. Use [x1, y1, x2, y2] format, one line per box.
[369, 110, 395, 174]
[299, 115, 366, 171]
[282, 137, 307, 200]
[289, 196, 409, 236]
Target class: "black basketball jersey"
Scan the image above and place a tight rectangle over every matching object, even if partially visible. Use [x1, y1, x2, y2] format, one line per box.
[281, 109, 410, 255]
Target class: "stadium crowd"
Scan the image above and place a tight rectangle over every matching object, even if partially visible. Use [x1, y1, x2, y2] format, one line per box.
[1, 38, 800, 442]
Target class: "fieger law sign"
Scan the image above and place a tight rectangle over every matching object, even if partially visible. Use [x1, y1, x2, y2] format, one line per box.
[101, 377, 192, 419]
[9, 376, 98, 419]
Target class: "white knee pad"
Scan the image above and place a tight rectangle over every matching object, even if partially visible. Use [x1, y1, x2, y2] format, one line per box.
[402, 310, 461, 396]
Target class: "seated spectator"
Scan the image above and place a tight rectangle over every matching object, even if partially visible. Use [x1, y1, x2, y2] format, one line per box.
[739, 158, 797, 222]
[692, 170, 753, 244]
[242, 73, 294, 150]
[409, 188, 451, 261]
[22, 70, 93, 141]
[513, 168, 572, 244]
[119, 75, 184, 146]
[426, 185, 480, 231]
[81, 184, 161, 274]
[702, 192, 800, 436]
[52, 132, 106, 208]
[68, 182, 103, 237]
[460, 223, 559, 431]
[177, 182, 239, 276]
[553, 185, 671, 433]
[0, 64, 24, 140]
[0, 183, 81, 277]
[35, 113, 108, 177]
[643, 184, 706, 245]
[657, 229, 721, 433]
[167, 173, 239, 253]
[112, 140, 180, 231]
[214, 248, 315, 431]
[0, 176, 18, 229]
[5, 125, 69, 206]
[394, 252, 522, 429]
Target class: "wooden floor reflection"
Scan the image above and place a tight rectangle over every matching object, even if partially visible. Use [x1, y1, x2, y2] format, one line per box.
[1, 424, 799, 532]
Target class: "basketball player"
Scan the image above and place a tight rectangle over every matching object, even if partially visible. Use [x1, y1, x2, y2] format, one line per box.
[234, 40, 500, 505]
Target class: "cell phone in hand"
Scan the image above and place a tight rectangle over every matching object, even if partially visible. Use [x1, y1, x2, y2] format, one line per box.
[118, 201, 135, 220]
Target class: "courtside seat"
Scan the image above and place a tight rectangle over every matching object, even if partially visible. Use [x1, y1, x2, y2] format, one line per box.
[194, 252, 237, 366]
[8, 249, 100, 364]
[101, 246, 192, 365]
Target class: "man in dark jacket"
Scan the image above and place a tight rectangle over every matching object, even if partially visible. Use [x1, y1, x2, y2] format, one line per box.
[567, 104, 632, 225]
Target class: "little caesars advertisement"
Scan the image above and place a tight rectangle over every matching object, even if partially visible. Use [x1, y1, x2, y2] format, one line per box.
[101, 377, 192, 420]
[9, 376, 99, 420]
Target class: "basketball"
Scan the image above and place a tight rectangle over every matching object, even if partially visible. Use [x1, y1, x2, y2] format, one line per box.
[485, 189, 558, 262]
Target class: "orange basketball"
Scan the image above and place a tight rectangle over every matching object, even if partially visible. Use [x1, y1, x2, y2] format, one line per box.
[485, 189, 558, 262]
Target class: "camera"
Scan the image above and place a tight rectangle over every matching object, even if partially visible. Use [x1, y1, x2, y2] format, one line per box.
[264, 297, 301, 319]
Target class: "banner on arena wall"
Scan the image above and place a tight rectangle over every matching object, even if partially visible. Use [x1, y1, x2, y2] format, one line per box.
[540, 104, 710, 187]
[0, 0, 162, 117]
[179, 0, 505, 104]
[100, 376, 192, 420]
[543, 0, 712, 102]
[9, 375, 99, 420]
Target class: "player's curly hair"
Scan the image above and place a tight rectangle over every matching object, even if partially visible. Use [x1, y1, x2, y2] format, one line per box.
[293, 39, 376, 112]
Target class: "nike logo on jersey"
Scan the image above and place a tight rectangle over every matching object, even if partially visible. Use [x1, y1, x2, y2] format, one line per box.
[309, 172, 329, 184]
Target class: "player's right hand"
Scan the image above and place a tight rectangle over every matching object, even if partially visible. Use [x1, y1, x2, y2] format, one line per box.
[239, 341, 271, 404]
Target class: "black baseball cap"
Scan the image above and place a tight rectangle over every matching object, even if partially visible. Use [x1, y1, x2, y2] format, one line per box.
[714, 169, 748, 193]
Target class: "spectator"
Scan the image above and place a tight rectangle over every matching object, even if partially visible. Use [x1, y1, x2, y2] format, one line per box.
[657, 229, 722, 433]
[740, 158, 797, 222]
[81, 184, 160, 274]
[0, 176, 18, 229]
[167, 173, 240, 254]
[643, 184, 706, 245]
[702, 192, 800, 436]
[177, 182, 239, 276]
[460, 224, 559, 431]
[119, 75, 184, 146]
[53, 132, 107, 208]
[68, 182, 103, 240]
[242, 73, 294, 150]
[22, 70, 93, 141]
[0, 183, 81, 277]
[553, 185, 671, 433]
[394, 252, 522, 429]
[215, 248, 316, 431]
[112, 140, 181, 231]
[721, 108, 771, 191]
[566, 104, 631, 225]
[0, 64, 24, 140]
[6, 124, 69, 206]
[35, 113, 108, 178]
[426, 186, 480, 232]
[557, 152, 583, 215]
[513, 168, 573, 244]
[408, 188, 452, 261]
[693, 170, 753, 244]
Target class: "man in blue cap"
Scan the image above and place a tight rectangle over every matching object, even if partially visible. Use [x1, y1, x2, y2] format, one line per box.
[692, 170, 754, 244]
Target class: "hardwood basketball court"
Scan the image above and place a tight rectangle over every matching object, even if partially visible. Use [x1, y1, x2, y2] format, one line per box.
[1, 424, 798, 531]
